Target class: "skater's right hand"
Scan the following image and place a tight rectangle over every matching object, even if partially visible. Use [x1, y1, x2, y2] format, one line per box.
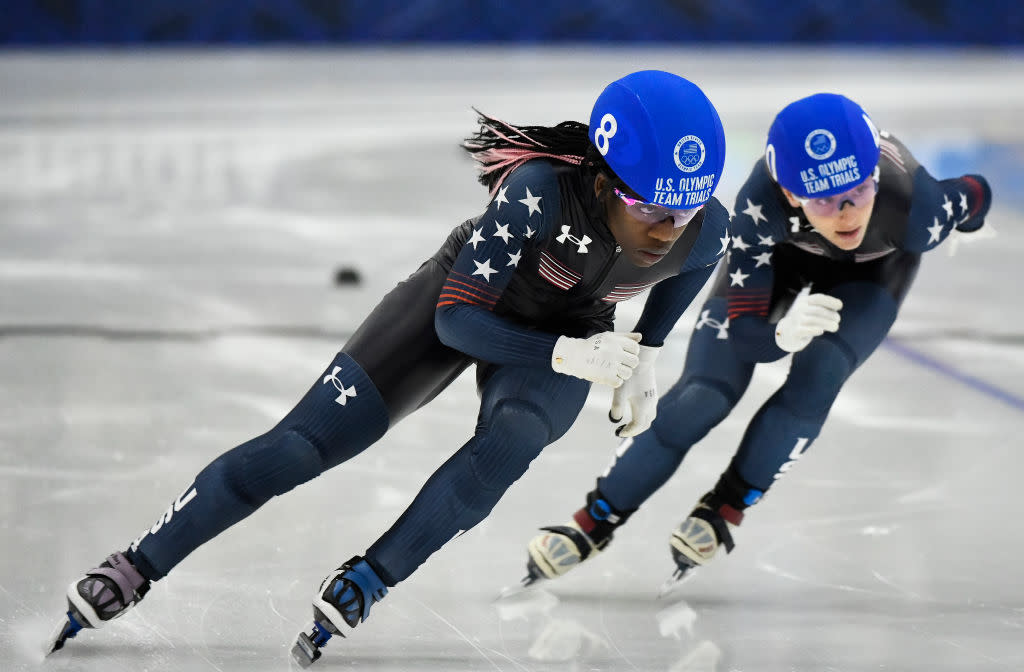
[774, 286, 843, 353]
[551, 331, 641, 388]
[609, 344, 660, 437]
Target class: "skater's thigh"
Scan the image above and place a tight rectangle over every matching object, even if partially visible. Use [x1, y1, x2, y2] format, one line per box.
[344, 259, 472, 423]
[678, 296, 756, 398]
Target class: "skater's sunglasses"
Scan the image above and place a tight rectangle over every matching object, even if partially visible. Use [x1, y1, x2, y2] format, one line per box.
[613, 188, 700, 228]
[795, 175, 879, 217]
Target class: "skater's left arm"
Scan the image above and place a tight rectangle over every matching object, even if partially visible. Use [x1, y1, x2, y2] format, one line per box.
[721, 174, 795, 361]
[434, 162, 560, 366]
[903, 169, 992, 253]
[882, 134, 992, 253]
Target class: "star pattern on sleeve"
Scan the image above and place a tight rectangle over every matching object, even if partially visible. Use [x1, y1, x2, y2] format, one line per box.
[494, 221, 513, 243]
[438, 188, 534, 310]
[495, 185, 509, 210]
[467, 227, 485, 250]
[729, 268, 750, 287]
[757, 234, 775, 247]
[753, 251, 773, 267]
[742, 199, 767, 225]
[519, 187, 543, 217]
[959, 192, 969, 215]
[927, 217, 944, 245]
[472, 258, 498, 282]
[731, 235, 751, 252]
[718, 233, 731, 256]
[942, 193, 954, 220]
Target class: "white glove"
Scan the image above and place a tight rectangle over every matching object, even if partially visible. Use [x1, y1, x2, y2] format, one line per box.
[609, 344, 660, 437]
[551, 331, 641, 388]
[774, 286, 843, 353]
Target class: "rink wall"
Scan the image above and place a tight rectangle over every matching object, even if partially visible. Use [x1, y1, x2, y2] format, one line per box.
[2, 0, 1022, 45]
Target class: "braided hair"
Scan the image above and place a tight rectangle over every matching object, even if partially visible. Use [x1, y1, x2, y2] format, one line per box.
[462, 110, 616, 198]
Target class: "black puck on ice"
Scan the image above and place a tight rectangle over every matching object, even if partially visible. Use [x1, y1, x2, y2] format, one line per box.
[333, 266, 362, 286]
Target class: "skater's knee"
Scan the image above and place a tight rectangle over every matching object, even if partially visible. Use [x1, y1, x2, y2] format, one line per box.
[471, 399, 549, 490]
[653, 378, 735, 449]
[783, 337, 855, 415]
[233, 430, 325, 505]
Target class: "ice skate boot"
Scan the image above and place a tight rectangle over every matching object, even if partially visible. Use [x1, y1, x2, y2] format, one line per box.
[47, 551, 151, 654]
[291, 556, 388, 668]
[519, 490, 634, 589]
[659, 495, 742, 597]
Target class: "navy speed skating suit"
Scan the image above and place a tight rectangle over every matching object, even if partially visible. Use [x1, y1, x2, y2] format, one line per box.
[125, 158, 729, 587]
[594, 131, 992, 525]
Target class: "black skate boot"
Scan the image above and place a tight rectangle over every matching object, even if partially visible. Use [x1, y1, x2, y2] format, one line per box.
[520, 489, 635, 589]
[659, 465, 763, 596]
[47, 551, 151, 654]
[291, 556, 388, 668]
[659, 494, 754, 598]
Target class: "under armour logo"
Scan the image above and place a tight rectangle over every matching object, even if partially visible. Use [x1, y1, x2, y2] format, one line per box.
[323, 366, 357, 406]
[556, 225, 592, 253]
[695, 309, 730, 340]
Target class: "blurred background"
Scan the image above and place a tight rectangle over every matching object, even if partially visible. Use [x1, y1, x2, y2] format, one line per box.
[3, 0, 1024, 44]
[2, 3, 1023, 672]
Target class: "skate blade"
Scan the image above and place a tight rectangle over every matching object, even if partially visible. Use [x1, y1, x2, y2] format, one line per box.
[45, 612, 83, 656]
[656, 565, 698, 600]
[291, 629, 323, 668]
[495, 573, 543, 601]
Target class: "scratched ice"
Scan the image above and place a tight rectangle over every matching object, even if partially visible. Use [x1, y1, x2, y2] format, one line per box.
[1, 47, 1022, 672]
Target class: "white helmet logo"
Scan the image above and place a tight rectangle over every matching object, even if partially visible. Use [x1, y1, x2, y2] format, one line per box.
[674, 135, 706, 173]
[804, 129, 837, 160]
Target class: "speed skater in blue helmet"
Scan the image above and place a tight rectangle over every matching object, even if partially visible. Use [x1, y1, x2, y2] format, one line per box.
[765, 93, 882, 250]
[589, 70, 726, 210]
[464, 69, 727, 267]
[52, 67, 735, 667]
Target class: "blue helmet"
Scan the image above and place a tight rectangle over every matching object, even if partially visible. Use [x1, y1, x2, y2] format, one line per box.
[765, 93, 880, 198]
[589, 70, 725, 208]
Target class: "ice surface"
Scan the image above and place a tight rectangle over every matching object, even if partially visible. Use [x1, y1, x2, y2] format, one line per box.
[1, 47, 1022, 671]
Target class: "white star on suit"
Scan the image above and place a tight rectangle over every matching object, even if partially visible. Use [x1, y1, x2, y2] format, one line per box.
[942, 194, 954, 220]
[718, 234, 731, 256]
[494, 221, 513, 243]
[519, 188, 542, 216]
[467, 227, 485, 250]
[753, 251, 773, 267]
[927, 217, 944, 244]
[729, 268, 750, 287]
[507, 249, 522, 267]
[731, 235, 751, 252]
[524, 225, 536, 239]
[757, 234, 775, 247]
[743, 198, 767, 225]
[473, 258, 498, 282]
[495, 185, 509, 210]
[959, 191, 969, 214]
